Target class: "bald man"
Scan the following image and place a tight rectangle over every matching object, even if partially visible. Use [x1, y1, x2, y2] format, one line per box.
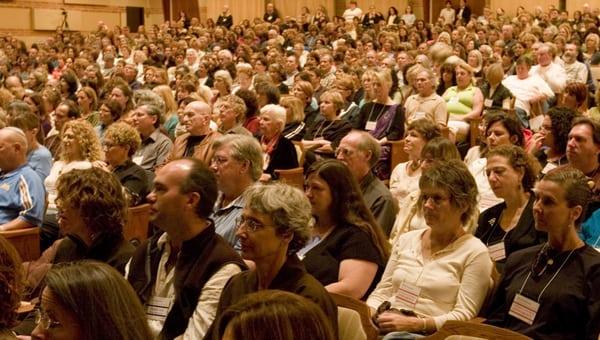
[166, 101, 222, 166]
[0, 127, 45, 231]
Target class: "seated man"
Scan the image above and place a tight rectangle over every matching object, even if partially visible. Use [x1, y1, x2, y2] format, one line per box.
[131, 104, 173, 179]
[336, 130, 398, 236]
[127, 158, 245, 339]
[167, 101, 222, 165]
[210, 135, 263, 248]
[0, 127, 45, 231]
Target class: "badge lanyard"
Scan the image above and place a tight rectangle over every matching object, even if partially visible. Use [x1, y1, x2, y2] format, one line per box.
[518, 247, 576, 302]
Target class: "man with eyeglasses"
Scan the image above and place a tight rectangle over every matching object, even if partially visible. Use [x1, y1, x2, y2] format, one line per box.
[126, 158, 245, 339]
[336, 131, 398, 236]
[210, 135, 263, 249]
[130, 104, 173, 179]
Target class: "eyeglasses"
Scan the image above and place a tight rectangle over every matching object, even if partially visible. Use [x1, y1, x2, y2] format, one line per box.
[420, 193, 450, 206]
[211, 156, 229, 166]
[35, 309, 61, 330]
[335, 147, 355, 158]
[236, 216, 266, 233]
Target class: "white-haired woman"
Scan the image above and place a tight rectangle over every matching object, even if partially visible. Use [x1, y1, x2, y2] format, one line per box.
[258, 104, 298, 181]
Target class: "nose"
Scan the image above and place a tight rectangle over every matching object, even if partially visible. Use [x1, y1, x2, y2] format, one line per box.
[423, 197, 435, 210]
[146, 191, 156, 203]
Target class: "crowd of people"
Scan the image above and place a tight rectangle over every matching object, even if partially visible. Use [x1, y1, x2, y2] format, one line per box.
[1, 0, 600, 339]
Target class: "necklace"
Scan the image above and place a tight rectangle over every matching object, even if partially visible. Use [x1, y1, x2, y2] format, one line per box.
[313, 119, 336, 139]
[367, 102, 388, 122]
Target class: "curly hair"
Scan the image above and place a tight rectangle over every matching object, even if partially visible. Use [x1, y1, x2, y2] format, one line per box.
[244, 183, 312, 255]
[546, 107, 577, 154]
[60, 120, 103, 162]
[56, 167, 127, 235]
[487, 145, 542, 192]
[104, 122, 141, 157]
[0, 236, 23, 330]
[306, 159, 390, 260]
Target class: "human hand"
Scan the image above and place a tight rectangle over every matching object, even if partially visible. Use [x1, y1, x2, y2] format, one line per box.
[375, 311, 419, 333]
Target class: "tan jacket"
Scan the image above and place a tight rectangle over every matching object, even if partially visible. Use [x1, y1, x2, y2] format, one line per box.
[166, 131, 222, 166]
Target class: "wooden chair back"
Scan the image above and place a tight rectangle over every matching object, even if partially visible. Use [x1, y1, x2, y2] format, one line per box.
[0, 228, 40, 261]
[124, 204, 151, 246]
[274, 167, 305, 190]
[591, 66, 600, 87]
[389, 140, 409, 173]
[423, 320, 532, 340]
[292, 141, 305, 166]
[330, 293, 378, 340]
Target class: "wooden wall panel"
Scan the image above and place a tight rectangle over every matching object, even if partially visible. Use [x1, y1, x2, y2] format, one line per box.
[204, 1, 263, 25]
[32, 8, 84, 31]
[272, 0, 334, 23]
[488, 0, 558, 16]
[0, 7, 31, 30]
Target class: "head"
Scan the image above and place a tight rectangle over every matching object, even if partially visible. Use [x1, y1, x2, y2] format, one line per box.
[32, 261, 151, 340]
[0, 237, 22, 331]
[56, 167, 127, 237]
[211, 134, 263, 194]
[336, 131, 380, 181]
[279, 95, 304, 124]
[418, 159, 478, 226]
[404, 119, 442, 160]
[566, 117, 600, 172]
[420, 137, 461, 170]
[147, 159, 218, 230]
[455, 62, 474, 88]
[486, 145, 541, 199]
[99, 100, 124, 126]
[515, 55, 533, 79]
[562, 82, 587, 110]
[291, 80, 313, 104]
[60, 120, 103, 162]
[485, 63, 504, 86]
[103, 122, 141, 167]
[485, 113, 524, 149]
[8, 112, 40, 150]
[259, 104, 286, 138]
[215, 290, 335, 340]
[0, 127, 28, 172]
[237, 183, 311, 260]
[182, 101, 212, 136]
[533, 167, 591, 232]
[54, 100, 81, 132]
[542, 107, 577, 154]
[536, 44, 553, 67]
[318, 90, 345, 118]
[131, 104, 161, 136]
[214, 70, 233, 93]
[219, 95, 247, 131]
[76, 87, 98, 113]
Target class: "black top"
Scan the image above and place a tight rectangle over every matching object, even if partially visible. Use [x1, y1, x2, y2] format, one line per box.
[283, 121, 306, 141]
[353, 102, 405, 141]
[264, 136, 298, 178]
[216, 14, 233, 29]
[479, 82, 513, 109]
[304, 105, 320, 133]
[485, 244, 600, 340]
[113, 160, 150, 206]
[263, 10, 279, 23]
[304, 117, 352, 149]
[184, 135, 205, 157]
[302, 223, 385, 300]
[475, 195, 546, 272]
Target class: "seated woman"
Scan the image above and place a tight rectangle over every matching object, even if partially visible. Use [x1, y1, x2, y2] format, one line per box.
[9, 112, 52, 180]
[102, 122, 150, 206]
[42, 120, 103, 251]
[475, 145, 546, 273]
[301, 159, 389, 300]
[213, 290, 335, 340]
[76, 86, 100, 127]
[527, 107, 577, 175]
[442, 62, 484, 142]
[561, 82, 588, 114]
[96, 99, 124, 140]
[25, 168, 134, 296]
[218, 94, 252, 136]
[354, 69, 405, 179]
[32, 261, 152, 340]
[389, 119, 441, 204]
[207, 184, 338, 338]
[484, 167, 600, 339]
[368, 160, 493, 338]
[0, 237, 22, 340]
[280, 95, 306, 141]
[479, 63, 514, 111]
[258, 104, 298, 181]
[302, 90, 352, 162]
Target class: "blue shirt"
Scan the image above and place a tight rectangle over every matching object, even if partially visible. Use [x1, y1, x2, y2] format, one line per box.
[0, 164, 46, 227]
[211, 193, 244, 251]
[580, 210, 600, 249]
[27, 145, 53, 180]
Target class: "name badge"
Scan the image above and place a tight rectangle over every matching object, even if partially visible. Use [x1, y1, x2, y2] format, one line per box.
[365, 121, 377, 131]
[509, 293, 539, 325]
[541, 162, 557, 174]
[449, 96, 459, 104]
[395, 281, 421, 309]
[146, 296, 173, 322]
[484, 98, 493, 108]
[502, 98, 512, 110]
[488, 241, 506, 261]
[132, 155, 143, 165]
[414, 111, 426, 120]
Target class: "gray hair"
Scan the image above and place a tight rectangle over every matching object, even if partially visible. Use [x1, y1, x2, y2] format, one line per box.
[213, 134, 264, 181]
[0, 126, 28, 150]
[133, 89, 166, 114]
[137, 104, 163, 128]
[214, 70, 233, 89]
[244, 183, 312, 254]
[351, 130, 381, 168]
[260, 104, 287, 133]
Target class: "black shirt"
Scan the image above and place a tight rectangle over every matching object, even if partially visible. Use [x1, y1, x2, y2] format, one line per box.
[113, 160, 150, 206]
[184, 135, 206, 157]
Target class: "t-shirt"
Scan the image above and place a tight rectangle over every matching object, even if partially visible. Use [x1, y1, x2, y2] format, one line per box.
[0, 164, 45, 227]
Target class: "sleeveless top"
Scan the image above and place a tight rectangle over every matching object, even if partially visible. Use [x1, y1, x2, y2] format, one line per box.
[443, 84, 476, 116]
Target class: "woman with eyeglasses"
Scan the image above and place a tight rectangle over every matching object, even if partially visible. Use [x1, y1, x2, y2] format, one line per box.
[206, 183, 338, 338]
[367, 160, 493, 338]
[31, 261, 151, 340]
[484, 167, 600, 340]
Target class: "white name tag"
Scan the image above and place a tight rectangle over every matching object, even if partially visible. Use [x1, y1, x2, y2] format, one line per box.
[395, 281, 421, 309]
[146, 296, 173, 322]
[365, 120, 377, 131]
[132, 155, 143, 165]
[414, 111, 426, 120]
[449, 96, 460, 104]
[541, 162, 557, 174]
[509, 293, 539, 325]
[502, 98, 512, 110]
[488, 241, 506, 261]
[484, 99, 494, 108]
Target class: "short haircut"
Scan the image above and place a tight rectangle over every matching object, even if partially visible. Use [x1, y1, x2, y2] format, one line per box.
[485, 113, 524, 147]
[547, 107, 577, 153]
[100, 99, 124, 122]
[407, 119, 441, 142]
[487, 145, 541, 191]
[58, 99, 81, 119]
[138, 104, 163, 128]
[179, 158, 219, 219]
[279, 95, 304, 123]
[352, 131, 381, 167]
[420, 137, 461, 161]
[319, 90, 345, 113]
[212, 134, 264, 181]
[104, 122, 142, 157]
[134, 89, 166, 117]
[221, 94, 247, 123]
[543, 167, 592, 226]
[260, 104, 287, 131]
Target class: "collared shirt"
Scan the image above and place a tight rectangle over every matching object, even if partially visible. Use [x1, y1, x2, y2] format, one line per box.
[360, 172, 398, 237]
[0, 164, 45, 227]
[404, 92, 448, 126]
[133, 129, 173, 173]
[211, 193, 245, 249]
[126, 232, 242, 340]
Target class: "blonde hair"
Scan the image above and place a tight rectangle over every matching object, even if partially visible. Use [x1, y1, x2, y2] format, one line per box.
[104, 122, 141, 157]
[152, 85, 178, 115]
[280, 95, 304, 124]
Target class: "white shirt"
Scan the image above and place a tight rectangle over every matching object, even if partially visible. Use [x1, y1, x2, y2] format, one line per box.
[367, 229, 493, 330]
[563, 60, 588, 84]
[343, 7, 363, 22]
[125, 233, 242, 339]
[502, 74, 555, 115]
[530, 62, 568, 94]
[45, 160, 92, 212]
